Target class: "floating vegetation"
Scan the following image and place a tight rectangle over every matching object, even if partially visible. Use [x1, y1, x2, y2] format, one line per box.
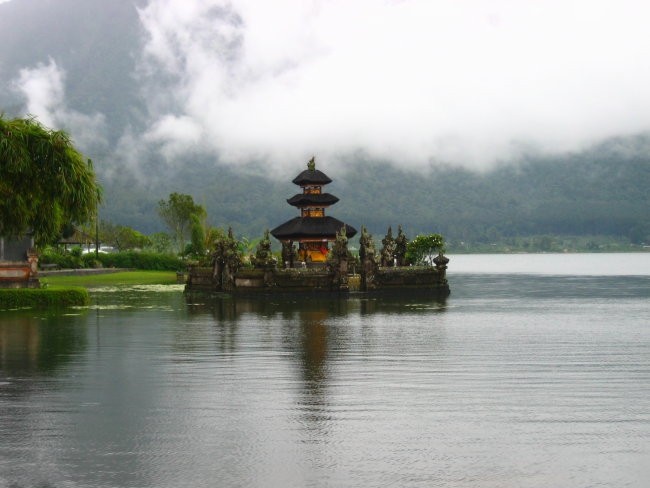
[90, 284, 185, 293]
[86, 304, 176, 311]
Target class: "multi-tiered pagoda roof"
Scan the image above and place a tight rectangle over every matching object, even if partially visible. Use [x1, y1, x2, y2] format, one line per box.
[271, 158, 356, 262]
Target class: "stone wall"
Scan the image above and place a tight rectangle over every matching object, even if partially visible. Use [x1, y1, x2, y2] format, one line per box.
[271, 269, 333, 291]
[375, 266, 444, 288]
[186, 261, 449, 296]
[185, 267, 214, 291]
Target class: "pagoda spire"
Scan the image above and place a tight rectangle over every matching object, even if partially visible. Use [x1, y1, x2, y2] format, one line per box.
[307, 156, 316, 171]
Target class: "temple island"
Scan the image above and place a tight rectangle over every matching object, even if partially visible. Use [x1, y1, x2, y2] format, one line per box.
[186, 158, 450, 296]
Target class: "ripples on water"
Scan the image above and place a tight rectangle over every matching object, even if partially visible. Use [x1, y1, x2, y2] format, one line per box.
[1, 255, 649, 487]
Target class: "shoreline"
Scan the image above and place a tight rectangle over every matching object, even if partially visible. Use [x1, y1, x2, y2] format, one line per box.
[38, 268, 134, 277]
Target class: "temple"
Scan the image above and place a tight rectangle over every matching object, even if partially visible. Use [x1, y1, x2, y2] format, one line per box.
[185, 157, 449, 296]
[271, 157, 357, 263]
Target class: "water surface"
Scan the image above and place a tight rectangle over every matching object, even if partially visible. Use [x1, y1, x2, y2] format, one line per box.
[1, 253, 649, 487]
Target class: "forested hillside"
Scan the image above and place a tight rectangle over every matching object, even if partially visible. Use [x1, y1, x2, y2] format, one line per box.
[99, 136, 650, 245]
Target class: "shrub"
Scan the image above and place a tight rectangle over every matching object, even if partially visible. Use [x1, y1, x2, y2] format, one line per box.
[405, 234, 445, 265]
[81, 254, 103, 268]
[38, 248, 184, 271]
[39, 248, 82, 269]
[0, 287, 90, 310]
[95, 251, 184, 271]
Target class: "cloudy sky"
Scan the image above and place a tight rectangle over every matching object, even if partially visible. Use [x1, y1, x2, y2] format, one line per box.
[10, 0, 650, 172]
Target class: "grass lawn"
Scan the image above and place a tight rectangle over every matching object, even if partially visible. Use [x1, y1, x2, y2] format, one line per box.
[41, 270, 179, 288]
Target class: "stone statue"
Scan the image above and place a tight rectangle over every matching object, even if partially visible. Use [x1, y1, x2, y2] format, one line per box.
[359, 226, 378, 290]
[433, 251, 449, 282]
[212, 227, 243, 291]
[395, 225, 408, 266]
[327, 226, 350, 291]
[281, 240, 296, 268]
[380, 226, 396, 267]
[251, 229, 275, 268]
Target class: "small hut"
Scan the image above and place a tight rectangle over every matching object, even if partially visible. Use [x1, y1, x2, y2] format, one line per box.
[271, 158, 357, 264]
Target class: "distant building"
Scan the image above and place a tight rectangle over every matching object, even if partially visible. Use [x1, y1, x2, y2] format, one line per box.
[271, 158, 357, 263]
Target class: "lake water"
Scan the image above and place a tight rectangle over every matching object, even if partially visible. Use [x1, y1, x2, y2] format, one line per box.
[1, 253, 649, 488]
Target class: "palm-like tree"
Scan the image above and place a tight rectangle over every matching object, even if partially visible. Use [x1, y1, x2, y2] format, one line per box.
[0, 115, 101, 245]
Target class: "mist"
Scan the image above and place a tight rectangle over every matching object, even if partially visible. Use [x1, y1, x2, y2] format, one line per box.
[6, 0, 650, 175]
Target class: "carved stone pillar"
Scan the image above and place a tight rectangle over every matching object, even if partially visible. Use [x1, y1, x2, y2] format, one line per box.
[27, 248, 39, 276]
[433, 252, 449, 282]
[338, 258, 349, 291]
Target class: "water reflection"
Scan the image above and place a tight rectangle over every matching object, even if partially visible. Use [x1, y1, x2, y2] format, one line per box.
[0, 311, 87, 377]
[184, 293, 447, 320]
[182, 293, 449, 447]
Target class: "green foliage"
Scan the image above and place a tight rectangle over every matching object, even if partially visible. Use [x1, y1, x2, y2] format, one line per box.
[39, 248, 183, 270]
[39, 247, 83, 269]
[39, 246, 102, 269]
[406, 234, 445, 265]
[188, 213, 206, 257]
[205, 227, 226, 251]
[95, 251, 183, 271]
[147, 232, 173, 254]
[0, 287, 89, 310]
[0, 115, 100, 245]
[157, 193, 206, 254]
[100, 221, 150, 251]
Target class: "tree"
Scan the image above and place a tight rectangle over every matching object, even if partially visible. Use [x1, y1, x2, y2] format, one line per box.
[148, 232, 173, 253]
[187, 213, 206, 258]
[406, 233, 445, 265]
[157, 192, 205, 254]
[100, 221, 150, 251]
[0, 115, 100, 245]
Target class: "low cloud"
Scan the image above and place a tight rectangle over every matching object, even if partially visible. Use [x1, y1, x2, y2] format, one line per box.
[11, 1, 650, 176]
[13, 58, 108, 154]
[133, 0, 650, 172]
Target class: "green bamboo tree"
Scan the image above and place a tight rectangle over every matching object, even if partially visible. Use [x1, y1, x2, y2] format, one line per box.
[0, 115, 101, 245]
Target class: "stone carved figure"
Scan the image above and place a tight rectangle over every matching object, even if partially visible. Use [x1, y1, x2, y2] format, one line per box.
[281, 240, 296, 268]
[380, 226, 396, 267]
[212, 227, 243, 291]
[359, 226, 378, 290]
[395, 225, 408, 267]
[433, 251, 450, 282]
[251, 229, 275, 269]
[327, 226, 351, 291]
